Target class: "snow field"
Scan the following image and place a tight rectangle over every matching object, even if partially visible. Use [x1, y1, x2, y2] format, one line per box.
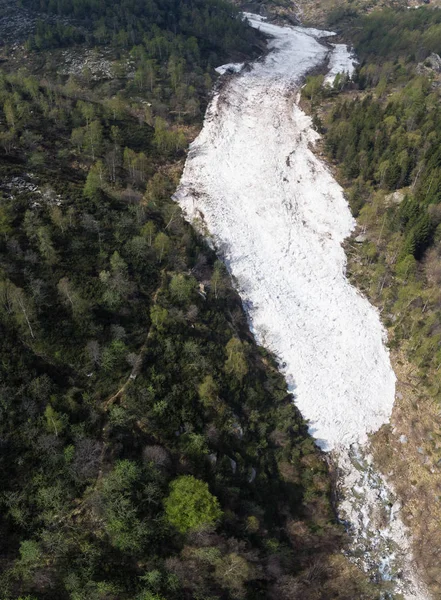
[175, 15, 396, 452]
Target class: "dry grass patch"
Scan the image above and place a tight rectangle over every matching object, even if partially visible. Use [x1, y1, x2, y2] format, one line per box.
[370, 348, 441, 595]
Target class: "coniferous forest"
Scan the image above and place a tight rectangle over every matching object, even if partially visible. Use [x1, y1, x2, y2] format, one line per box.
[0, 1, 380, 599]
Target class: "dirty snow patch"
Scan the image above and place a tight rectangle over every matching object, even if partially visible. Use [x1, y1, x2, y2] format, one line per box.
[215, 62, 245, 75]
[339, 446, 431, 599]
[325, 43, 357, 86]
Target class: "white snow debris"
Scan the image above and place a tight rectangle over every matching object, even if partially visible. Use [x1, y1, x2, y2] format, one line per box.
[215, 62, 245, 75]
[324, 43, 357, 86]
[174, 14, 396, 453]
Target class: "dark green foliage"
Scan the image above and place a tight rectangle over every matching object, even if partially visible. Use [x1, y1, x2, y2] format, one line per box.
[351, 7, 441, 62]
[25, 19, 85, 50]
[323, 76, 440, 259]
[314, 11, 441, 596]
[0, 151, 351, 598]
[22, 0, 255, 62]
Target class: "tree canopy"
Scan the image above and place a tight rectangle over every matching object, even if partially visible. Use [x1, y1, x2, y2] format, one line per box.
[164, 475, 223, 533]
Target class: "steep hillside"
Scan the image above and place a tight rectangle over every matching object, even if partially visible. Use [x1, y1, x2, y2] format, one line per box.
[0, 2, 377, 599]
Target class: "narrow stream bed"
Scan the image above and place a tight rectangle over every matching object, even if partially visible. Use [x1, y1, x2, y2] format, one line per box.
[174, 14, 429, 599]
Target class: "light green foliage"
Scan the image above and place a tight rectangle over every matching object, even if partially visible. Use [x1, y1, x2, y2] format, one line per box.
[44, 404, 67, 436]
[103, 459, 138, 495]
[101, 340, 128, 372]
[126, 235, 149, 261]
[141, 220, 156, 246]
[0, 203, 13, 240]
[153, 232, 170, 262]
[0, 280, 36, 338]
[395, 254, 417, 281]
[137, 593, 165, 600]
[164, 475, 222, 533]
[213, 552, 251, 596]
[37, 226, 57, 264]
[139, 569, 162, 590]
[83, 161, 104, 199]
[211, 260, 227, 299]
[150, 304, 168, 330]
[101, 460, 146, 552]
[100, 252, 131, 308]
[71, 126, 85, 151]
[180, 433, 209, 460]
[15, 540, 42, 580]
[3, 98, 15, 127]
[19, 540, 41, 565]
[225, 337, 248, 382]
[246, 515, 259, 533]
[169, 273, 196, 304]
[303, 74, 324, 102]
[198, 374, 219, 409]
[57, 277, 88, 317]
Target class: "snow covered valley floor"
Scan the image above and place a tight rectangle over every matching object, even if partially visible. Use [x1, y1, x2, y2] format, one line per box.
[174, 14, 430, 599]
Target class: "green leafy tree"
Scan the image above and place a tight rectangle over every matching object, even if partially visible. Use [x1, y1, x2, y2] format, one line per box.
[211, 260, 227, 299]
[84, 161, 104, 200]
[0, 203, 13, 241]
[3, 98, 15, 127]
[150, 304, 168, 330]
[85, 120, 103, 160]
[71, 126, 85, 152]
[13, 540, 42, 581]
[37, 226, 58, 265]
[44, 404, 67, 436]
[101, 460, 146, 552]
[1, 281, 36, 339]
[153, 232, 170, 262]
[224, 338, 248, 382]
[141, 220, 156, 246]
[164, 475, 222, 533]
[99, 251, 132, 309]
[169, 274, 196, 304]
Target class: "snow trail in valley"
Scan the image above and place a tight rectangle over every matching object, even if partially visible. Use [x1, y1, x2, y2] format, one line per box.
[174, 14, 429, 598]
[175, 14, 395, 452]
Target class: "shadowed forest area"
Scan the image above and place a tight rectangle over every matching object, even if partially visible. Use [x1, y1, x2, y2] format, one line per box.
[0, 1, 381, 599]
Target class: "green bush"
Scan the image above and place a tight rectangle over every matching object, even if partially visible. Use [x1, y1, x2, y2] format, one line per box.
[164, 475, 222, 533]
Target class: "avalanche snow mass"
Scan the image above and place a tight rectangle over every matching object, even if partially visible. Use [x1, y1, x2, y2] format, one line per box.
[174, 15, 396, 452]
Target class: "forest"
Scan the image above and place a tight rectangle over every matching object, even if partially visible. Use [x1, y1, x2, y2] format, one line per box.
[302, 5, 441, 596]
[0, 0, 379, 599]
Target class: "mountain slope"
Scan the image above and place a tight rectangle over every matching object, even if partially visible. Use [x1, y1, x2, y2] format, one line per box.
[0, 2, 377, 599]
